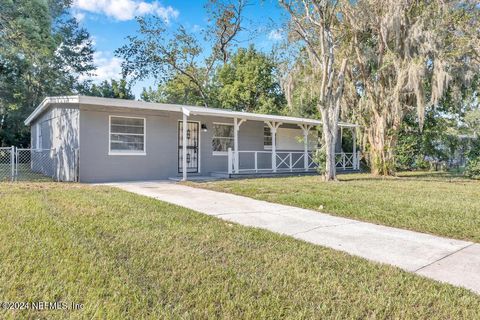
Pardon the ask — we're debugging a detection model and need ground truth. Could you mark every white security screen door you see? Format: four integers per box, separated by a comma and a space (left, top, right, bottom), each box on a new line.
178, 121, 199, 173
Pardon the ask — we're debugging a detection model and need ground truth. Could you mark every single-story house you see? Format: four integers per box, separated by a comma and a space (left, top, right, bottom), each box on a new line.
24, 95, 360, 182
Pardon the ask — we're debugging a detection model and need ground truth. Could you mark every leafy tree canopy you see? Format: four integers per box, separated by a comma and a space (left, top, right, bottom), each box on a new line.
215, 46, 285, 114
83, 79, 135, 100
117, 0, 249, 108
141, 71, 211, 107
0, 0, 95, 146
140, 45, 286, 114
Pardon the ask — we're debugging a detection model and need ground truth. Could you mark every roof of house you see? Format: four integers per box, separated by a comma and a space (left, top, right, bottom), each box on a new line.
24, 95, 359, 128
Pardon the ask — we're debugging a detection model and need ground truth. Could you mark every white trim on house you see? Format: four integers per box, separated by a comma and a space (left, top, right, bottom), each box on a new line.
212, 122, 234, 156
25, 95, 359, 129
25, 96, 80, 126
108, 115, 146, 156
263, 125, 272, 150
36, 123, 41, 149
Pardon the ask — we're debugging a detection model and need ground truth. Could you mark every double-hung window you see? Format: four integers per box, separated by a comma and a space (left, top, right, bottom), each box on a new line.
263, 126, 272, 149
212, 123, 234, 155
109, 116, 146, 155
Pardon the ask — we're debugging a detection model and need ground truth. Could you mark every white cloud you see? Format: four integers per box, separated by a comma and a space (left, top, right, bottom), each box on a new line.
267, 29, 284, 41
73, 11, 86, 22
90, 35, 97, 46
73, 0, 179, 22
80, 52, 123, 82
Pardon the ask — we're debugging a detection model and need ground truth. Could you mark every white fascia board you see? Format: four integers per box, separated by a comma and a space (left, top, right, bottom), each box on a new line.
25, 95, 360, 128
79, 96, 183, 113
24, 96, 81, 125
186, 107, 323, 126
24, 95, 183, 125
186, 106, 359, 127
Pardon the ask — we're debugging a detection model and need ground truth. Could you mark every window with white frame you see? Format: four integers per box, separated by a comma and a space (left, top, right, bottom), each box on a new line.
264, 126, 272, 149
212, 123, 234, 154
109, 116, 145, 154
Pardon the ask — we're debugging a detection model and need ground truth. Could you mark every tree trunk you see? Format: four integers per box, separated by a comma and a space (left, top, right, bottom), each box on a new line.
321, 108, 338, 181
368, 112, 396, 175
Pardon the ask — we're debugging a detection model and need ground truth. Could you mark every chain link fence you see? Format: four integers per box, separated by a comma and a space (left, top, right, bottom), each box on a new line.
0, 147, 14, 182
0, 147, 57, 182
16, 148, 56, 181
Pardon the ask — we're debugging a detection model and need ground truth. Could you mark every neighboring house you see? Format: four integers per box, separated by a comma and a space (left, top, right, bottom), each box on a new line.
24, 96, 359, 182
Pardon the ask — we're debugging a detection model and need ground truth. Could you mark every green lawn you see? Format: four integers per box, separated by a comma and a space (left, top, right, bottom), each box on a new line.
0, 163, 13, 182
187, 171, 480, 242
0, 183, 479, 319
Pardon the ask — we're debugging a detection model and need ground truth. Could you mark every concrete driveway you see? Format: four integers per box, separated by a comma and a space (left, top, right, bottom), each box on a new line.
108, 181, 480, 295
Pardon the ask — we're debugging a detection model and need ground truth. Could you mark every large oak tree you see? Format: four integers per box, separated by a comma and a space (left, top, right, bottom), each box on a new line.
343, 0, 480, 175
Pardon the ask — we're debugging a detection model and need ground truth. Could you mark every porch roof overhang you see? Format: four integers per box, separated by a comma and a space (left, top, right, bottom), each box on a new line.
25, 95, 359, 128
184, 105, 358, 128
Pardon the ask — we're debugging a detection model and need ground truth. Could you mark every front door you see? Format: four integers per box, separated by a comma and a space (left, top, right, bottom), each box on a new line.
178, 121, 199, 173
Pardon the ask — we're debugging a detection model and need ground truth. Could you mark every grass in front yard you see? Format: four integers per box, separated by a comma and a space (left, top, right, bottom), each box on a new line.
188, 171, 480, 242
0, 183, 479, 319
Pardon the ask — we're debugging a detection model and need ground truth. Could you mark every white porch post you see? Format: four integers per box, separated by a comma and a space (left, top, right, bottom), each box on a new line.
352, 127, 357, 170
340, 126, 343, 151
234, 118, 239, 173
267, 121, 281, 173
299, 124, 312, 171
304, 129, 308, 171
227, 148, 233, 174
181, 108, 189, 181
233, 118, 246, 174
272, 124, 277, 172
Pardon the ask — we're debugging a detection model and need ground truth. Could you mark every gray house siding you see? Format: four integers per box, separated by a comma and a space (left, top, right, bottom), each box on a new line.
79, 106, 178, 182
78, 105, 270, 182
31, 110, 52, 150
30, 108, 54, 178
30, 104, 80, 181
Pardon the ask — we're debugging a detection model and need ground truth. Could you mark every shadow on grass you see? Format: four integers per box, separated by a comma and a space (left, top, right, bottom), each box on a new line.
395, 171, 474, 182
186, 170, 475, 185
339, 170, 474, 184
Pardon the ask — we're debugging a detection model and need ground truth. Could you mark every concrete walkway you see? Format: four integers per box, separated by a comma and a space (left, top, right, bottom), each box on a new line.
109, 181, 480, 295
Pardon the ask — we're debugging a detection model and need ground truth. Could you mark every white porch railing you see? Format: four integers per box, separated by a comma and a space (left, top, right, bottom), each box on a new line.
228, 149, 360, 174
335, 152, 358, 170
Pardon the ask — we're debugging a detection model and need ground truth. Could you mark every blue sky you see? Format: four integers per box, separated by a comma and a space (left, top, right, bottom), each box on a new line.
72, 0, 286, 97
